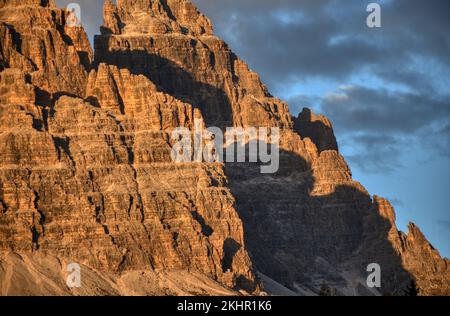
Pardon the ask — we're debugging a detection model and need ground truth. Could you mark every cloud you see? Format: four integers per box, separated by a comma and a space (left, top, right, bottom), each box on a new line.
339, 132, 405, 174
287, 84, 450, 173
194, 0, 450, 94
321, 86, 450, 135
195, 0, 385, 89
286, 87, 420, 174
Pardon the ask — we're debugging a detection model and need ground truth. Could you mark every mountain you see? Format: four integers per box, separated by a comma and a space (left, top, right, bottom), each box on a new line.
0, 0, 448, 296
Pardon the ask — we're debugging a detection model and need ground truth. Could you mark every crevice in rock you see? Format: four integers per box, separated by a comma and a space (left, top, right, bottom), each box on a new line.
117, 249, 129, 272
31, 191, 45, 250
52, 136, 73, 164
95, 195, 106, 224
159, 0, 177, 21
52, 91, 80, 104
222, 238, 241, 273
34, 87, 52, 107
0, 199, 7, 214
0, 179, 8, 214
77, 51, 92, 72
31, 224, 40, 250
126, 195, 134, 219
34, 191, 45, 235
191, 211, 213, 237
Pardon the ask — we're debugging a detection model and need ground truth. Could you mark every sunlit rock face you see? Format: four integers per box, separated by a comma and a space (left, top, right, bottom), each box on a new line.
0, 0, 256, 294
0, 0, 448, 296
95, 0, 293, 129
0, 0, 91, 96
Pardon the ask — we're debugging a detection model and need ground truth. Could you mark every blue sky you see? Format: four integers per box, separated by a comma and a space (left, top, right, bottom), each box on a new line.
55, 0, 450, 257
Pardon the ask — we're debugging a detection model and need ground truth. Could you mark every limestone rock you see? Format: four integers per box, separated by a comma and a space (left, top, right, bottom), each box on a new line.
400, 223, 450, 295
0, 0, 91, 97
94, 0, 292, 129
0, 0, 448, 296
353, 197, 450, 295
0, 0, 258, 293
102, 0, 122, 35
294, 108, 338, 152
114, 0, 213, 36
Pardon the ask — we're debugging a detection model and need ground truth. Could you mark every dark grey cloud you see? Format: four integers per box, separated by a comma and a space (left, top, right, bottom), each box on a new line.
195, 0, 385, 86
321, 86, 450, 134
289, 84, 450, 172
194, 0, 450, 93
344, 88, 448, 172
340, 132, 405, 174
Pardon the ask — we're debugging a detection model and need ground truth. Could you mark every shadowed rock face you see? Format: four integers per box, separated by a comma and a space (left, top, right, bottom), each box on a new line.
0, 0, 449, 296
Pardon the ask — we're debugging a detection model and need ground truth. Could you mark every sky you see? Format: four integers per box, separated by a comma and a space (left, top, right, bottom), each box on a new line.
55, 0, 450, 258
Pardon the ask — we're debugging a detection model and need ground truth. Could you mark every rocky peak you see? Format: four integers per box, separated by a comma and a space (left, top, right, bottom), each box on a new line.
0, 0, 91, 96
95, 0, 292, 129
294, 108, 339, 152
406, 223, 437, 251
101, 0, 213, 36
401, 223, 450, 295
0, 0, 55, 8
102, 0, 122, 35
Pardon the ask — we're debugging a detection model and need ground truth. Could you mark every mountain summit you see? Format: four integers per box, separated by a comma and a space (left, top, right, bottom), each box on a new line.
102, 0, 213, 36
0, 0, 448, 295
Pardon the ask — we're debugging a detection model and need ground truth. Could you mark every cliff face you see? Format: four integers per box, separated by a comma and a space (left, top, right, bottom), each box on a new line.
0, 0, 256, 294
0, 0, 448, 296
95, 0, 292, 129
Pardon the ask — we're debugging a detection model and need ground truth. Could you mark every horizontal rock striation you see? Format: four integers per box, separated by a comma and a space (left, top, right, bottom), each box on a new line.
0, 0, 256, 294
